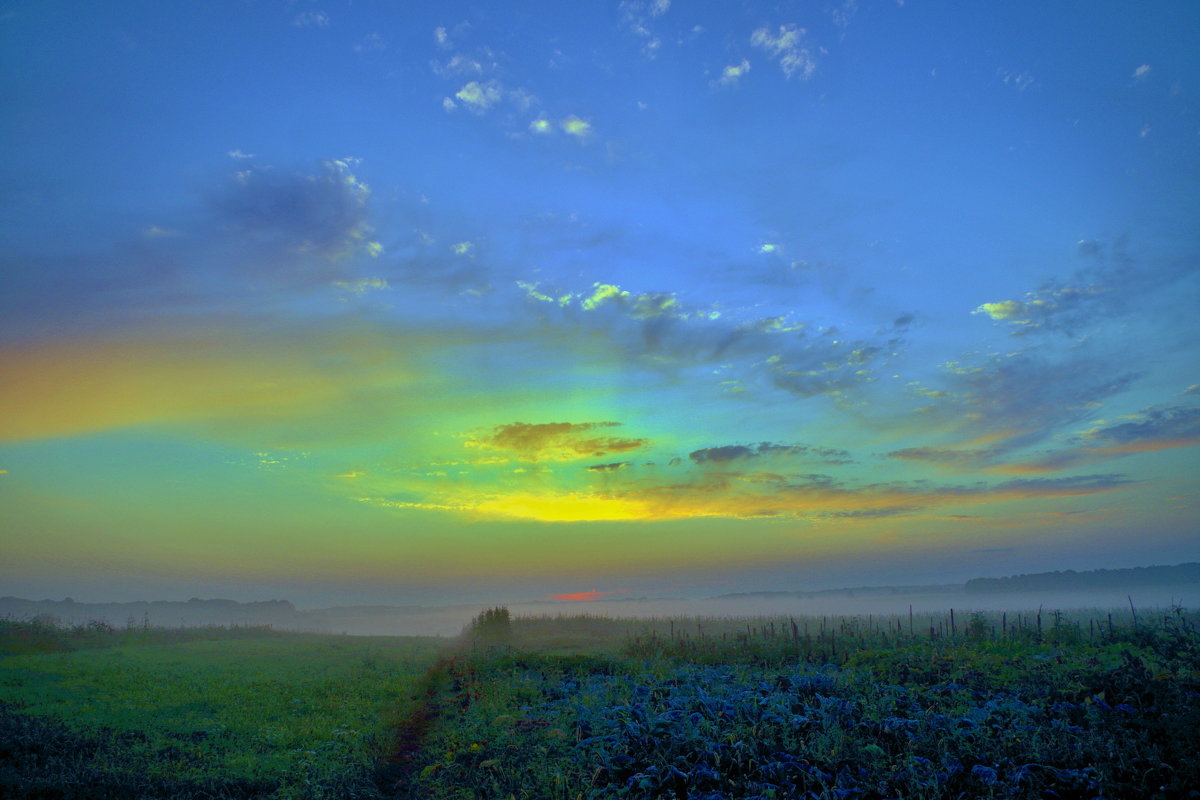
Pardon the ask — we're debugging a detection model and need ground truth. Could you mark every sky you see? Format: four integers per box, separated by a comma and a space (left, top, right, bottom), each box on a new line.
1, 0, 1198, 608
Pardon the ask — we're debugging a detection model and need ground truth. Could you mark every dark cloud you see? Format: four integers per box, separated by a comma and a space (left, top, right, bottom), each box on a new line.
886, 447, 993, 466
586, 461, 630, 472
811, 446, 853, 463
822, 506, 919, 519
518, 281, 891, 400
974, 238, 1194, 337
997, 402, 1200, 473
921, 353, 1140, 452
1080, 404, 1200, 448
689, 444, 756, 463
210, 160, 374, 260
467, 421, 648, 461
689, 442, 850, 464
565, 467, 1133, 522
988, 474, 1133, 494
2, 158, 392, 340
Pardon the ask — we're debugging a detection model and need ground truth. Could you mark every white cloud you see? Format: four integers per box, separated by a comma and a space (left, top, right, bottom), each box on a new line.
455, 81, 503, 112
1133, 64, 1151, 80
433, 54, 484, 78
561, 116, 592, 138
750, 24, 817, 80
227, 149, 255, 160
354, 33, 386, 53
831, 0, 858, 30
292, 10, 329, 28
714, 59, 751, 87
997, 68, 1035, 91
619, 0, 671, 58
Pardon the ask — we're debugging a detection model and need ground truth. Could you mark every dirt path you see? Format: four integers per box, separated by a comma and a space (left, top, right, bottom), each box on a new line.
377, 654, 466, 796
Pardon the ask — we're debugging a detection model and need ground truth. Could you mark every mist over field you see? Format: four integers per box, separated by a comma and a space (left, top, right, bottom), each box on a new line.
7, 571, 1198, 637
308, 585, 1200, 636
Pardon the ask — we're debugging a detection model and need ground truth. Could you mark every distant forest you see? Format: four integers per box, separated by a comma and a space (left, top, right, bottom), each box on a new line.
964, 563, 1200, 594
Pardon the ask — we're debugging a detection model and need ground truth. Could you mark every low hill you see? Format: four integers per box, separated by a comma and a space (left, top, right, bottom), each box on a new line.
964, 563, 1200, 594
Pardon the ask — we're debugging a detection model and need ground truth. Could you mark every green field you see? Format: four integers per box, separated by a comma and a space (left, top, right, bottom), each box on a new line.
2, 607, 1198, 799
0, 622, 443, 799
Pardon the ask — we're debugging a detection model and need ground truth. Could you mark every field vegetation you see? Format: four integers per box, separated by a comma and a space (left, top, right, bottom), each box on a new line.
0, 617, 442, 799
2, 604, 1197, 799
406, 605, 1200, 800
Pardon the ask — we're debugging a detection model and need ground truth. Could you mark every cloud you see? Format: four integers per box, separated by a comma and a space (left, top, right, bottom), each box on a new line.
518, 279, 886, 399
996, 68, 1035, 91
433, 54, 485, 78
354, 33, 386, 53
972, 238, 1193, 337
689, 442, 846, 464
465, 422, 649, 462
291, 10, 329, 28
368, 467, 1132, 523
454, 80, 503, 112
1133, 64, 1151, 80
909, 352, 1140, 453
887, 447, 991, 466
210, 159, 377, 261
333, 277, 388, 295
996, 402, 1200, 474
586, 461, 631, 472
619, 0, 671, 58
1080, 404, 1200, 450
561, 116, 592, 138
973, 300, 1026, 321
142, 226, 180, 238
830, 0, 858, 30
714, 60, 751, 88
429, 28, 537, 123
750, 24, 817, 80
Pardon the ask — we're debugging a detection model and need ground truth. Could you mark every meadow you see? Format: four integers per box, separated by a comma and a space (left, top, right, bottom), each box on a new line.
0, 618, 442, 799
1, 604, 1198, 799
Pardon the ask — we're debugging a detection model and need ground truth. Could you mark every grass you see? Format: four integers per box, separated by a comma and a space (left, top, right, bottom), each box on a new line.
0, 621, 444, 799
402, 606, 1200, 799
2, 606, 1197, 799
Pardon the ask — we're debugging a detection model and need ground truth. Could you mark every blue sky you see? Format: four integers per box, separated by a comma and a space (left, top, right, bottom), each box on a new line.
1, 0, 1198, 606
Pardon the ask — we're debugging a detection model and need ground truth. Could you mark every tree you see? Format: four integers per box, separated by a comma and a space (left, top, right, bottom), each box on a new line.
468, 606, 512, 644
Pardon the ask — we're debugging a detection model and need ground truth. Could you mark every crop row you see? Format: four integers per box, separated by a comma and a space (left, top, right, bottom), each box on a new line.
405, 633, 1200, 800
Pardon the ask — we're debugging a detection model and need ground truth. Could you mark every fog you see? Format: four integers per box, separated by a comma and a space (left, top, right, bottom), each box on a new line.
301, 586, 1200, 637
7, 585, 1197, 638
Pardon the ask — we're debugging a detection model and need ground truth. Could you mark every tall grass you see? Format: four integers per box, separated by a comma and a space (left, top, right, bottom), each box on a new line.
508, 604, 1200, 665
